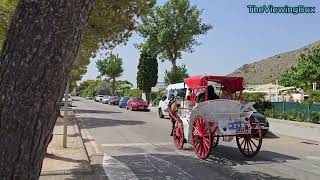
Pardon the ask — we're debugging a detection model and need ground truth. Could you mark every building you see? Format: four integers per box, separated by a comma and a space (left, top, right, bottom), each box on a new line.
151, 82, 166, 92
244, 83, 297, 102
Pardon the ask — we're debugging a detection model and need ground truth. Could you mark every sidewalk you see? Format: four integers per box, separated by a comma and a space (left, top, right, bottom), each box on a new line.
268, 117, 320, 143
41, 113, 91, 175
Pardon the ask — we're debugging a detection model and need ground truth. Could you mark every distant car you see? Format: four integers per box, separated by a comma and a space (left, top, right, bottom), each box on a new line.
246, 106, 270, 136
85, 96, 92, 99
95, 95, 104, 102
126, 98, 148, 111
118, 97, 130, 108
109, 96, 120, 105
101, 95, 110, 104
61, 94, 72, 107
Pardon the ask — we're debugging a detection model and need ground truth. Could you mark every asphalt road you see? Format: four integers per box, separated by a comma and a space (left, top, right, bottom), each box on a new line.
48, 97, 320, 180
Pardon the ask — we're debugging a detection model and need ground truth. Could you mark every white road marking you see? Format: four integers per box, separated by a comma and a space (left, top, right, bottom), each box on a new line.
145, 154, 194, 179
101, 142, 173, 147
103, 153, 139, 180
305, 156, 320, 160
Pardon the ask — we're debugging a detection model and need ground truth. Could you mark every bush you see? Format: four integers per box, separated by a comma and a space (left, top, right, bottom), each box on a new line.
253, 101, 272, 114
164, 65, 189, 85
124, 88, 142, 98
309, 112, 320, 124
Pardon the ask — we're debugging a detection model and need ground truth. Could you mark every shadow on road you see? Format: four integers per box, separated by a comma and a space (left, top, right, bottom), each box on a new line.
63, 153, 294, 180
77, 117, 145, 129
206, 144, 299, 166
75, 109, 122, 114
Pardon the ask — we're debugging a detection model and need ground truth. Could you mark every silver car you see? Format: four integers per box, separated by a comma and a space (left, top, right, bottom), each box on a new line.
101, 95, 110, 104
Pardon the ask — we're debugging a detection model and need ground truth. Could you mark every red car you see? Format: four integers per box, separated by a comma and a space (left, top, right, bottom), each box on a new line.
126, 98, 149, 111
109, 96, 120, 105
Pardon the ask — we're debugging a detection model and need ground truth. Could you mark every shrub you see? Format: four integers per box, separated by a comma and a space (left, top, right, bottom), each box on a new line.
124, 88, 142, 98
309, 112, 320, 124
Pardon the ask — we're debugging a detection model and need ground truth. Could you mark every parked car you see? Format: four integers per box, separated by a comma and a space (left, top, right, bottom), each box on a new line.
109, 96, 120, 105
101, 95, 110, 104
85, 96, 92, 99
126, 98, 149, 111
245, 106, 270, 136
119, 97, 130, 108
95, 95, 104, 102
158, 82, 188, 118
61, 94, 72, 107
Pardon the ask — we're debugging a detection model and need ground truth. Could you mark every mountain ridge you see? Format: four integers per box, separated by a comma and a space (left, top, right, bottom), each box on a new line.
228, 40, 320, 85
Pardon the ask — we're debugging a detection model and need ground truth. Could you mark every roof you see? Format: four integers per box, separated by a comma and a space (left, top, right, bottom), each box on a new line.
184, 75, 244, 93
165, 82, 188, 91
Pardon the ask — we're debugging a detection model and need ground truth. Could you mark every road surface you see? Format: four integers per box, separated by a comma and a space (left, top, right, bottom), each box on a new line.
44, 97, 320, 180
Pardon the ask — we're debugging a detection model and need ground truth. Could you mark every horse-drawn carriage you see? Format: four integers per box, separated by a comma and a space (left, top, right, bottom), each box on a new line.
168, 75, 262, 160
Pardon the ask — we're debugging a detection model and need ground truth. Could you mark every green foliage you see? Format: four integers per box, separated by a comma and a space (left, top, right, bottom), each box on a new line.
164, 65, 189, 85
0, 0, 154, 89
96, 53, 124, 94
137, 51, 158, 103
0, 0, 17, 47
116, 80, 133, 96
243, 92, 272, 113
124, 88, 142, 98
96, 53, 124, 79
264, 109, 320, 124
77, 80, 99, 97
137, 0, 212, 68
150, 91, 163, 106
95, 81, 112, 95
309, 112, 320, 124
243, 92, 266, 102
280, 45, 320, 90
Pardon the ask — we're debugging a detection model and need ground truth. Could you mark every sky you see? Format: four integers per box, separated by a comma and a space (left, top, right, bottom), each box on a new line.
82, 0, 320, 86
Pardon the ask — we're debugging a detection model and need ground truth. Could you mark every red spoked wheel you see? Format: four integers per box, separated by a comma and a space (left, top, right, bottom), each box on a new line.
173, 122, 184, 150
211, 123, 219, 149
191, 115, 212, 160
236, 120, 262, 157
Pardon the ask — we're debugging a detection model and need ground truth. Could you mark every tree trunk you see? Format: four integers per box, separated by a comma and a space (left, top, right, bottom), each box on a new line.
171, 58, 177, 70
145, 87, 151, 105
112, 77, 116, 95
0, 0, 94, 179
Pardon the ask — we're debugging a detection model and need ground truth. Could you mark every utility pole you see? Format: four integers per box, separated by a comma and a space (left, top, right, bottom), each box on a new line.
63, 80, 69, 148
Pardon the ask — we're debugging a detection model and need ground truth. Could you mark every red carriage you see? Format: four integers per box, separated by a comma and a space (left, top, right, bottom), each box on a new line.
168, 75, 262, 160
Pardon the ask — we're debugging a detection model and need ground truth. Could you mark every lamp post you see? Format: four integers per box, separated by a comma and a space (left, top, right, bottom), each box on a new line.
63, 80, 69, 148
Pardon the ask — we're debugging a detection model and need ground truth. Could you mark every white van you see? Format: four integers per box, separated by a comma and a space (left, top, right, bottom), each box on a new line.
158, 83, 188, 118
158, 81, 219, 118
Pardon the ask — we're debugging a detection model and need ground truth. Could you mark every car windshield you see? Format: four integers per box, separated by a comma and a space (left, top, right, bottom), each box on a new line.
103, 95, 109, 98
133, 98, 144, 102
243, 106, 257, 112
169, 88, 186, 99
63, 94, 71, 99
121, 97, 129, 101
98, 95, 104, 97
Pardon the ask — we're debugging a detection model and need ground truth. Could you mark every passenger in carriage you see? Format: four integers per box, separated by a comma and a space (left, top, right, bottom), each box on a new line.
197, 85, 219, 102
221, 86, 233, 100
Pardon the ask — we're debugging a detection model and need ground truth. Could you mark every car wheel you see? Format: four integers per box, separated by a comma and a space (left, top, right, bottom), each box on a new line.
262, 129, 268, 137
159, 108, 164, 118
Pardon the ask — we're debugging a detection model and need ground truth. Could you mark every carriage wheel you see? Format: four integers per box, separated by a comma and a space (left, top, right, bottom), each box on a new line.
173, 122, 184, 150
211, 124, 219, 149
236, 121, 262, 157
191, 115, 212, 160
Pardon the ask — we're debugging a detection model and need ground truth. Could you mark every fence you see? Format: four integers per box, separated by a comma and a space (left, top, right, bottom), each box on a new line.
271, 102, 320, 113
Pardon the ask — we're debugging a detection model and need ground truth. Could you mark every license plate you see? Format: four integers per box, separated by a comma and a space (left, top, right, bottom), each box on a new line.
228, 122, 242, 130
139, 106, 144, 109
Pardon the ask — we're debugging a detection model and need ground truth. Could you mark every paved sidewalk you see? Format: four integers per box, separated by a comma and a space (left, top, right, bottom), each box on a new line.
268, 117, 320, 143
41, 113, 91, 176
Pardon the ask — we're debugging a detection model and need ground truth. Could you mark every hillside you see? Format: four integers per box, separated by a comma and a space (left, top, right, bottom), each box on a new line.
229, 41, 320, 85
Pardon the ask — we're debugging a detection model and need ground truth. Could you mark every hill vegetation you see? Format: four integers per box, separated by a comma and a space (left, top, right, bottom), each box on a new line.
229, 41, 320, 85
